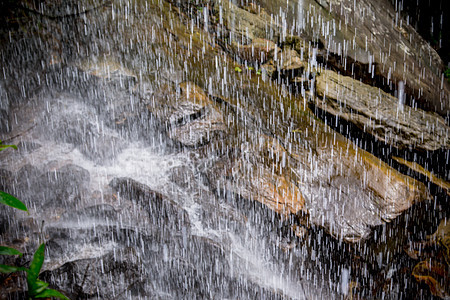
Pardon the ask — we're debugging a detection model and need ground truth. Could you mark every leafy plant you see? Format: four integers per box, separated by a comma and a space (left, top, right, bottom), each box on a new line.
445, 69, 450, 77
0, 142, 69, 299
0, 191, 28, 212
26, 243, 69, 299
0, 241, 69, 299
444, 68, 450, 82
0, 245, 23, 256
0, 139, 18, 152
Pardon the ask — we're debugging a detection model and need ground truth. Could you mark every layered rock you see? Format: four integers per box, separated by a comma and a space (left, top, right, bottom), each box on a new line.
0, 0, 447, 299
256, 0, 450, 116
315, 69, 450, 151
208, 133, 306, 217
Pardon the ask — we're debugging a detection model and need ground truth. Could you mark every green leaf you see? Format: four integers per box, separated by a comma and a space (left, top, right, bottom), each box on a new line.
34, 288, 70, 300
0, 191, 28, 211
0, 144, 17, 152
31, 280, 49, 295
234, 66, 242, 73
27, 243, 46, 294
0, 264, 26, 273
0, 246, 22, 256
445, 68, 450, 78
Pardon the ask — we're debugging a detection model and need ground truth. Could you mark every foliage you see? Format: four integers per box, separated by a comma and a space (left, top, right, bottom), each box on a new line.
0, 139, 17, 152
444, 68, 450, 82
0, 142, 69, 299
0, 242, 69, 299
0, 191, 28, 212
0, 245, 23, 256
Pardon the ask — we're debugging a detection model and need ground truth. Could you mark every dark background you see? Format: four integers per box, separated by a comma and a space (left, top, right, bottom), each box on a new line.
401, 0, 450, 66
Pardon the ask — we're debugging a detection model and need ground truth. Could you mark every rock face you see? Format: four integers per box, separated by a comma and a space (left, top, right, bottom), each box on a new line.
406, 219, 450, 299
292, 0, 449, 116
208, 133, 306, 217
109, 177, 190, 231
315, 70, 450, 151
213, 0, 450, 116
1, 164, 89, 216
148, 82, 228, 147
0, 0, 447, 299
297, 136, 430, 241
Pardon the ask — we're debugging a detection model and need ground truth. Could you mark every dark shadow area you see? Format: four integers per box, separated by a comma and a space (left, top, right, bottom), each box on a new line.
401, 0, 450, 65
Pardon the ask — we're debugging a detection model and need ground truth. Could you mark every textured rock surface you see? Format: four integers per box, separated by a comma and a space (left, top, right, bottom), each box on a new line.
148, 82, 228, 147
393, 156, 450, 196
315, 70, 450, 151
256, 0, 450, 116
0, 0, 447, 299
208, 133, 306, 216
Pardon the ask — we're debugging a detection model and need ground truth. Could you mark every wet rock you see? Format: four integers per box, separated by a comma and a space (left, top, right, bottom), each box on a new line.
0, 81, 10, 133
0, 109, 9, 134
109, 177, 190, 231
40, 200, 280, 299
393, 156, 450, 196
17, 0, 102, 19
260, 44, 307, 81
0, 168, 12, 190
148, 82, 227, 147
168, 104, 227, 147
0, 0, 445, 298
233, 38, 277, 64
41, 246, 144, 299
261, 61, 277, 78
279, 48, 306, 72
169, 165, 195, 189
0, 169, 13, 234
293, 134, 431, 242
77, 56, 137, 85
315, 70, 450, 151
209, 133, 305, 217
8, 164, 90, 213
65, 203, 120, 223
429, 220, 450, 259
227, 73, 429, 242
16, 141, 42, 154
282, 35, 309, 59
253, 0, 449, 115
291, 224, 308, 239
42, 229, 280, 299
405, 219, 450, 299
412, 261, 449, 299
217, 0, 276, 43
204, 73, 430, 242
42, 95, 125, 163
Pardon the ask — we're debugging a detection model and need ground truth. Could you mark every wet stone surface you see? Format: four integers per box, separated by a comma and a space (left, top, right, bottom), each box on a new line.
314, 70, 450, 152
0, 0, 448, 299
